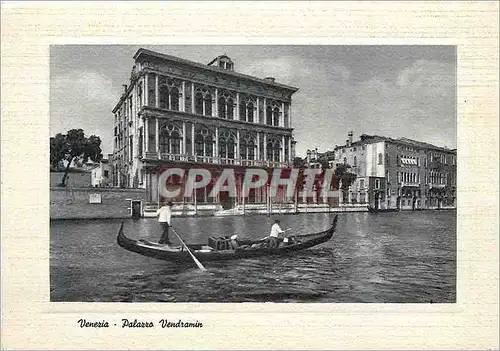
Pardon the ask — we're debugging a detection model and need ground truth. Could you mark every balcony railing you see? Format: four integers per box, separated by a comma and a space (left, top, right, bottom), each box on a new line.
141, 152, 291, 168
429, 183, 446, 189
400, 181, 421, 187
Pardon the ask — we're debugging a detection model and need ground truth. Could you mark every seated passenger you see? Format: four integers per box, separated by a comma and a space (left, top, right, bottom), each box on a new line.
230, 234, 239, 249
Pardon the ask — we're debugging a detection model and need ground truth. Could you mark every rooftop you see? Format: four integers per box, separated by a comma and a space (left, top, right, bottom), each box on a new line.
134, 48, 299, 92
335, 134, 456, 153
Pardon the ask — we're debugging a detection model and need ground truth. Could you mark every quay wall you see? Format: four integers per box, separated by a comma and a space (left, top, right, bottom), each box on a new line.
50, 187, 147, 220
51, 187, 455, 220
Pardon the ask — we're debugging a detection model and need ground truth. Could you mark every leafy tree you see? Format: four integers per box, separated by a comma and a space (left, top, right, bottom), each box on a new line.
333, 163, 356, 204
334, 163, 357, 190
292, 157, 305, 168
50, 129, 103, 187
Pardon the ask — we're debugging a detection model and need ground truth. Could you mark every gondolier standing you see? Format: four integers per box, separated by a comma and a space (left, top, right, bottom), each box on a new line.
269, 219, 285, 248
157, 201, 173, 245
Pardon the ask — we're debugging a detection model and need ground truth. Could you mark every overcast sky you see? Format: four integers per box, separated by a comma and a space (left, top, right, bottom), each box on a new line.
50, 45, 456, 157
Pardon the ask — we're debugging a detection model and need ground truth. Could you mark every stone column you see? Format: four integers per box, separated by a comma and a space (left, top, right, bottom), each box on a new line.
281, 102, 285, 127
155, 118, 160, 156
263, 133, 267, 162
256, 97, 260, 123
236, 129, 240, 160
191, 82, 195, 113
145, 117, 149, 152
288, 137, 292, 162
257, 133, 260, 161
263, 97, 267, 123
182, 81, 186, 112
144, 74, 149, 107
214, 88, 218, 118
191, 122, 195, 156
236, 92, 240, 120
155, 75, 159, 108
289, 103, 292, 128
215, 126, 219, 160
281, 135, 285, 163
182, 122, 186, 155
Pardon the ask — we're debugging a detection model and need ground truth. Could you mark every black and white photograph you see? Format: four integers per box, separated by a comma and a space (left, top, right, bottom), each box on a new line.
50, 45, 457, 303
2, 2, 499, 350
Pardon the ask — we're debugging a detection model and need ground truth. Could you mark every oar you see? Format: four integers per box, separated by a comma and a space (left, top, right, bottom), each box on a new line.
170, 227, 207, 272
258, 228, 292, 240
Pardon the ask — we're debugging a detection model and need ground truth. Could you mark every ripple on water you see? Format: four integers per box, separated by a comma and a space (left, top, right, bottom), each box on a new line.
50, 211, 456, 302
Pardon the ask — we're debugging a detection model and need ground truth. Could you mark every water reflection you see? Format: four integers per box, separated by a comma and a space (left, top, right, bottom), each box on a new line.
51, 211, 456, 303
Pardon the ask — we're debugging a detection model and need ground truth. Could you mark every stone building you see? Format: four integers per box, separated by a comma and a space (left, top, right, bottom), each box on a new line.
332, 132, 457, 210
111, 48, 298, 206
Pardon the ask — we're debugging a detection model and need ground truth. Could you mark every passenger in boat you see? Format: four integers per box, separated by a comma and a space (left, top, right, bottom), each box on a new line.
157, 201, 173, 245
269, 219, 285, 248
230, 235, 239, 249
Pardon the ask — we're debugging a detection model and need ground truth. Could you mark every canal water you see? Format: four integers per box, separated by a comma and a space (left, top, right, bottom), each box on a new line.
50, 211, 456, 303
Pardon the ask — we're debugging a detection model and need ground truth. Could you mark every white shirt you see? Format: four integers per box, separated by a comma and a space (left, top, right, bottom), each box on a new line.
270, 223, 284, 238
156, 206, 172, 224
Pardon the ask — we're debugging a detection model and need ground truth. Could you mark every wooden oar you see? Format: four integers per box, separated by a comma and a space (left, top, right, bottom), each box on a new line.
258, 228, 292, 240
170, 227, 207, 272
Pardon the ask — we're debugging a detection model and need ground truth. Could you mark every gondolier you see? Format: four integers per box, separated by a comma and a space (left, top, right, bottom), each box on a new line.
157, 201, 173, 245
269, 219, 285, 248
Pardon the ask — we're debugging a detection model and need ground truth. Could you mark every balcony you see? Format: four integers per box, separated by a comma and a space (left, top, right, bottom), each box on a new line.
141, 152, 291, 168
400, 181, 420, 187
429, 183, 446, 189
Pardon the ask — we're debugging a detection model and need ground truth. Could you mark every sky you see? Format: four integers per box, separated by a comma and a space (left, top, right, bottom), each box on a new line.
50, 45, 456, 157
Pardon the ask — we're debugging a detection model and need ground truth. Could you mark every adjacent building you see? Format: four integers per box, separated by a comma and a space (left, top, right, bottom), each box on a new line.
331, 132, 456, 210
111, 49, 298, 206
90, 159, 111, 187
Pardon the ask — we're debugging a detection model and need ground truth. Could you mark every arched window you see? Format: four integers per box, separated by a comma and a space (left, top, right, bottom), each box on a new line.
353, 156, 357, 167
204, 94, 212, 116
170, 87, 179, 111
226, 98, 234, 119
378, 153, 383, 165
343, 157, 347, 165
240, 136, 255, 160
267, 138, 281, 162
217, 92, 235, 119
159, 125, 181, 154
247, 102, 254, 123
159, 86, 169, 109
239, 103, 246, 122
266, 106, 273, 125
195, 128, 214, 157
194, 92, 203, 115
218, 130, 236, 160
273, 107, 280, 126
218, 97, 226, 118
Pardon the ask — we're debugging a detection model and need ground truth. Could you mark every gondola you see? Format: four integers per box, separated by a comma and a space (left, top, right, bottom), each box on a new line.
117, 215, 338, 262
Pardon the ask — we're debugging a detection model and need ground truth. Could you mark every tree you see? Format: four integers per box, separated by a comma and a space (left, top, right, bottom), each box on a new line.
50, 129, 103, 187
292, 156, 305, 168
334, 163, 357, 195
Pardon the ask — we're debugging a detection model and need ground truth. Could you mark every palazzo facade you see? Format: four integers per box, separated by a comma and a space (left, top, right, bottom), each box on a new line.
332, 133, 457, 210
111, 48, 299, 205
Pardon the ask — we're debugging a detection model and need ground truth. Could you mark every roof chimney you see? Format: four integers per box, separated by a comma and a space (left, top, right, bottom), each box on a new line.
122, 84, 128, 93
348, 131, 353, 146
264, 77, 275, 83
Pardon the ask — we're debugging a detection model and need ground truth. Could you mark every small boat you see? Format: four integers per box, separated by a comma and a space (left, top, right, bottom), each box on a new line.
117, 215, 338, 263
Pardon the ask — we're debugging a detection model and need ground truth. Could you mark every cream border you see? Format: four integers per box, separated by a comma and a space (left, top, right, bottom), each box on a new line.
1, 1, 499, 350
